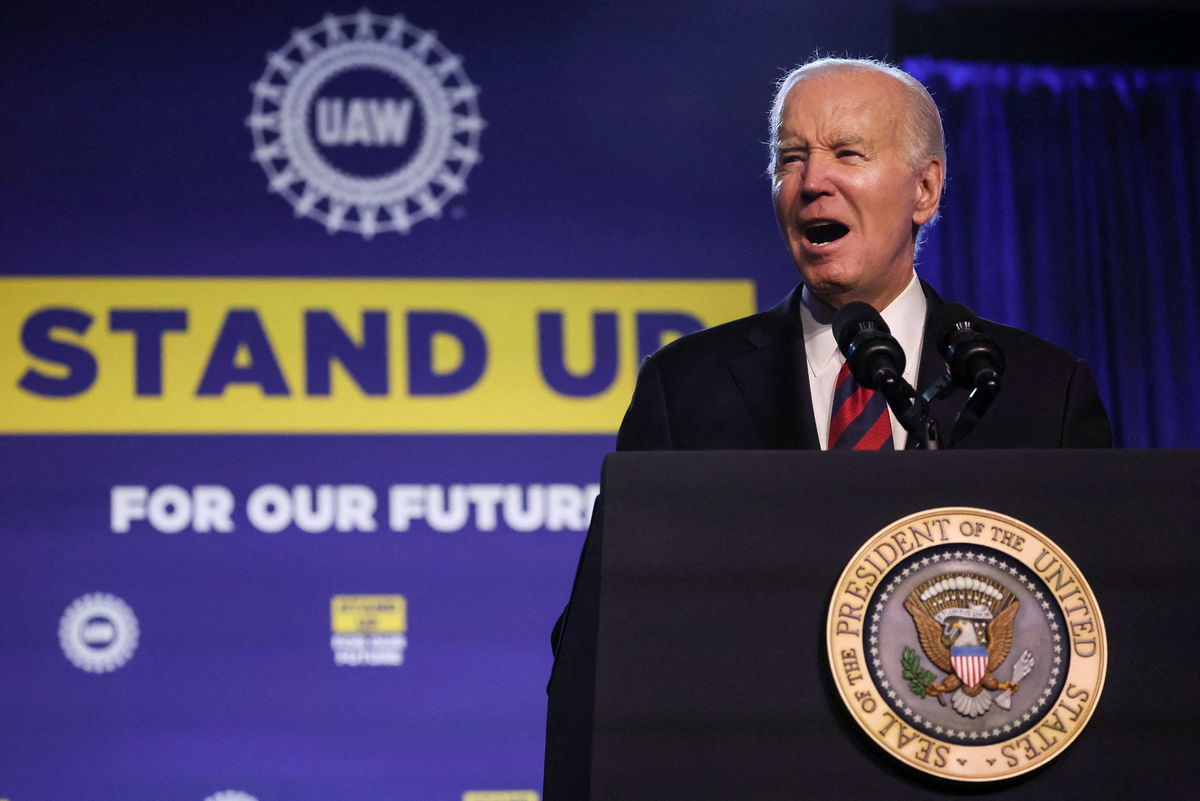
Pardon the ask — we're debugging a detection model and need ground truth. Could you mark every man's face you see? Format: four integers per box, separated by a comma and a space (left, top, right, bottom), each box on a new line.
771, 71, 942, 310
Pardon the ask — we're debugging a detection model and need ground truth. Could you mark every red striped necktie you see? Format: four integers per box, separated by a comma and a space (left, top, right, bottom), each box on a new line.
828, 362, 895, 450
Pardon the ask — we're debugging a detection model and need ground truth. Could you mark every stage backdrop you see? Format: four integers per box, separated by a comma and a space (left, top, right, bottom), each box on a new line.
0, 3, 888, 800
1, 2, 1193, 800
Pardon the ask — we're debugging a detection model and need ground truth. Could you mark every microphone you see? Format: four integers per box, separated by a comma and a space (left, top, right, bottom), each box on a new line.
832, 301, 906, 389
929, 303, 1005, 396
833, 301, 941, 448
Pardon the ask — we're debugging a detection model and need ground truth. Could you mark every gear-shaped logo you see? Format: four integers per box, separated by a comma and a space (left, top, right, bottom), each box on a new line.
59, 592, 140, 673
248, 9, 484, 238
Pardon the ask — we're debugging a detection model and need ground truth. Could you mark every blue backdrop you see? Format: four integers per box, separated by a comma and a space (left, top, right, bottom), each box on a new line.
905, 57, 1200, 449
1, 2, 1195, 800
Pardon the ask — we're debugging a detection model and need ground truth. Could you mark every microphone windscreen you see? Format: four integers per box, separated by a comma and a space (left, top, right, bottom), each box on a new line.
928, 302, 979, 348
832, 301, 887, 356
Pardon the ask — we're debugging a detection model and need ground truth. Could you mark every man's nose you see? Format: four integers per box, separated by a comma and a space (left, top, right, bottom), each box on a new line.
800, 156, 835, 199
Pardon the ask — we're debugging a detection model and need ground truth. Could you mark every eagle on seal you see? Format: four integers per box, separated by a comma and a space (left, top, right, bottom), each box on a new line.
903, 572, 1023, 717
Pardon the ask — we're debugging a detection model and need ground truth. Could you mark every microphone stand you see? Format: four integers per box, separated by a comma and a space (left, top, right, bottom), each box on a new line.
878, 372, 942, 450
915, 371, 1002, 448
948, 377, 1001, 446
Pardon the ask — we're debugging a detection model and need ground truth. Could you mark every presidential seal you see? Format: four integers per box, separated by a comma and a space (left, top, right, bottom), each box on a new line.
826, 508, 1105, 781
248, 9, 484, 238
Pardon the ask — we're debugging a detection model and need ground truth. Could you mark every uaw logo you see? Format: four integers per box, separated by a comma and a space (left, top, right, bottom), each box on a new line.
826, 508, 1106, 781
248, 9, 484, 238
58, 592, 140, 673
331, 594, 408, 666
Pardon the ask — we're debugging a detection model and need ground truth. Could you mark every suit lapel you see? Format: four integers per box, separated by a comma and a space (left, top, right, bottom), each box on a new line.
729, 289, 821, 450
917, 281, 971, 446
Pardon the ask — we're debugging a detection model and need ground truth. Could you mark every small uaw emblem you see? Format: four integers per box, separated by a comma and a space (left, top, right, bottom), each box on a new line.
826, 508, 1106, 781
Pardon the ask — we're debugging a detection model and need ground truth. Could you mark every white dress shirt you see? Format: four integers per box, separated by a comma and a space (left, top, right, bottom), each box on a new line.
798, 273, 927, 449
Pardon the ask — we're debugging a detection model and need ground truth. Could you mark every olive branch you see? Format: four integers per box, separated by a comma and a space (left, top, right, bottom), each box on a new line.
901, 646, 936, 697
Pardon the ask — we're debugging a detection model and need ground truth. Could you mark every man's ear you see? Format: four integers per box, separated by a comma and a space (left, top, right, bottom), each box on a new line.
912, 158, 944, 226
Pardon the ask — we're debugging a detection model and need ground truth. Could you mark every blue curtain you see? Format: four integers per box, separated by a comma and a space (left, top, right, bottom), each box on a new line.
901, 57, 1200, 448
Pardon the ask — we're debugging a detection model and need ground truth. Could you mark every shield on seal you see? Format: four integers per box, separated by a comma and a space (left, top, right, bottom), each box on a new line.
951, 645, 988, 688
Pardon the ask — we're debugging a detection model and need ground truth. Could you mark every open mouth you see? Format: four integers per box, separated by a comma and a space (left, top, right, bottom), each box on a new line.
804, 222, 850, 245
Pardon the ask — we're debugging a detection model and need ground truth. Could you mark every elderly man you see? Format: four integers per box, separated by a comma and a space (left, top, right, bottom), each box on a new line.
545, 60, 1112, 797
616, 58, 1111, 450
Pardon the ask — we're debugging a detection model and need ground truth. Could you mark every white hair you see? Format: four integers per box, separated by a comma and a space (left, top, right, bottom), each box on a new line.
768, 56, 947, 232
769, 57, 945, 172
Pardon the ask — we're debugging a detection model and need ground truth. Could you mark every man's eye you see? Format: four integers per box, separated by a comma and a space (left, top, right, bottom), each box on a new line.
838, 149, 863, 158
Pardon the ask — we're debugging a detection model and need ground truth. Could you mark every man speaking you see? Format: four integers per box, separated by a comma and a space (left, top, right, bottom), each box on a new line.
545, 58, 1112, 797
615, 57, 1111, 450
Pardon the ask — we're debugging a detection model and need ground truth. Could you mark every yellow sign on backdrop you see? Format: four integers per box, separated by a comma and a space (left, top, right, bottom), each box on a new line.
1, 277, 754, 433
330, 595, 408, 634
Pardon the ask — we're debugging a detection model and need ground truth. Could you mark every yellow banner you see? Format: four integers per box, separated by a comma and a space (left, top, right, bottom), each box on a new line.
0, 277, 755, 433
330, 595, 408, 634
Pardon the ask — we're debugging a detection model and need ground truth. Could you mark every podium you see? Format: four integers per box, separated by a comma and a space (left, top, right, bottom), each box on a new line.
545, 449, 1199, 800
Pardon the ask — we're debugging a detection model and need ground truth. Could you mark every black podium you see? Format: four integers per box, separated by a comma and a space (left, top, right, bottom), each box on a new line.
545, 449, 1199, 800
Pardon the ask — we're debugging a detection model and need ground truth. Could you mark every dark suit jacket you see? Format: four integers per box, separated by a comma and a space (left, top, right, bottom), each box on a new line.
615, 282, 1112, 450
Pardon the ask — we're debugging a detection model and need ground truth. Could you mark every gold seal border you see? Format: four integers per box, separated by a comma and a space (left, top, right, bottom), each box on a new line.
825, 506, 1107, 782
